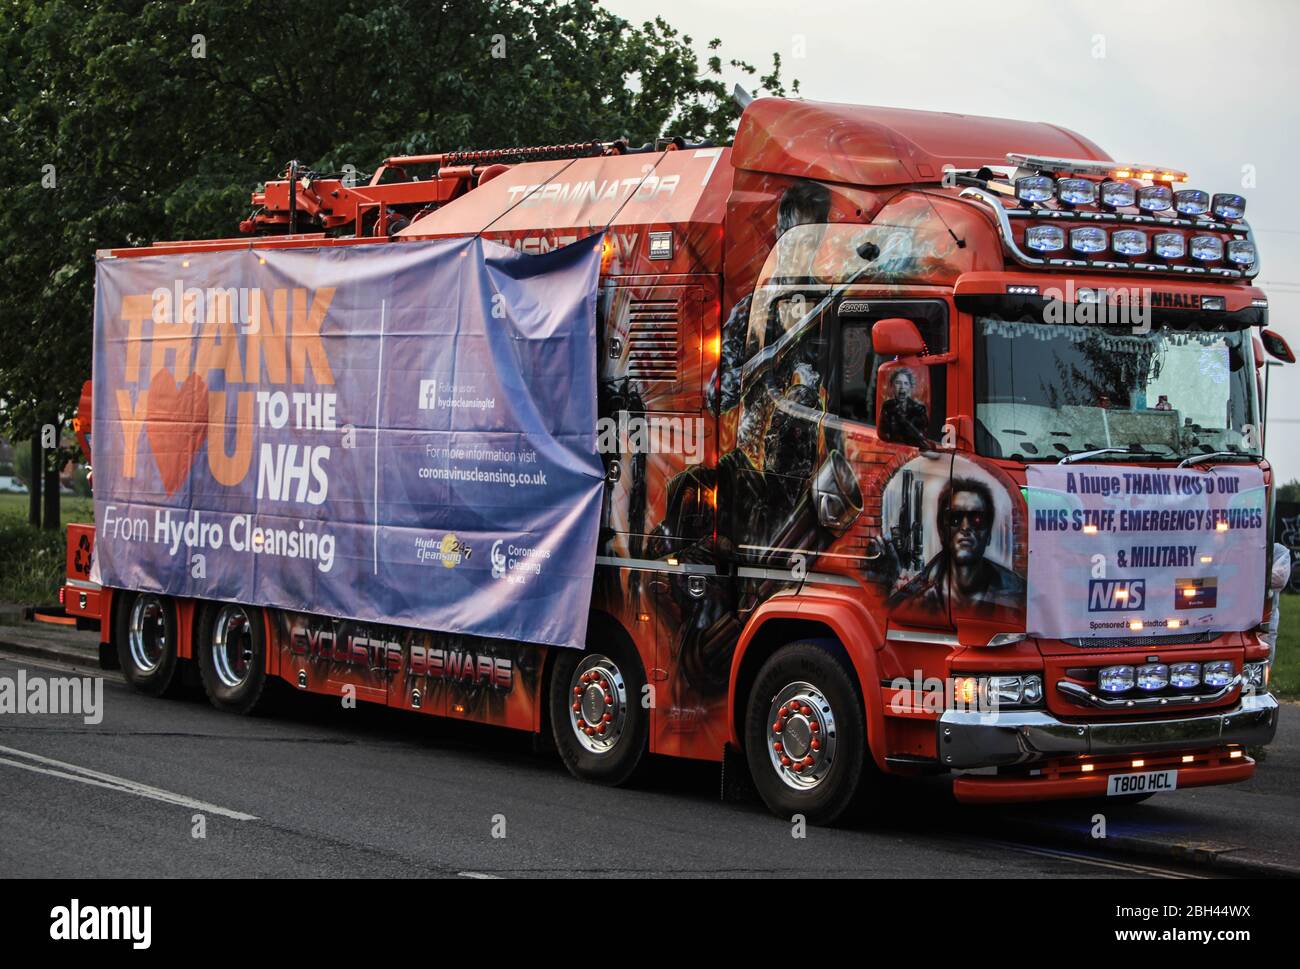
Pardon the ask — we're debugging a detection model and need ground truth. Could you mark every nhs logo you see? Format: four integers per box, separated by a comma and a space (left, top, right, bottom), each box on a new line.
418, 379, 438, 409
1088, 579, 1146, 612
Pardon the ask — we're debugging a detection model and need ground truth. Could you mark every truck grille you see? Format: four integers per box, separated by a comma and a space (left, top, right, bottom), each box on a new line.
1063, 631, 1216, 649
625, 298, 678, 381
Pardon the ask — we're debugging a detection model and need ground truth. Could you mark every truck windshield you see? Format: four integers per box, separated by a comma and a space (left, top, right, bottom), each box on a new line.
974, 316, 1260, 462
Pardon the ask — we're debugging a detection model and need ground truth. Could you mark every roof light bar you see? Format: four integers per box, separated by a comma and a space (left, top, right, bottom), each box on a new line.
1007, 153, 1188, 182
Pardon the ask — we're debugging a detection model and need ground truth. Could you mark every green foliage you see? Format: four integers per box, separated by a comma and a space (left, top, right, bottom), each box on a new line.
1278, 479, 1300, 504
0, 0, 791, 464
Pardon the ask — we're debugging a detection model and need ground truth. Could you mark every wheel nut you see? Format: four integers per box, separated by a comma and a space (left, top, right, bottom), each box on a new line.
773, 742, 783, 752
810, 739, 821, 751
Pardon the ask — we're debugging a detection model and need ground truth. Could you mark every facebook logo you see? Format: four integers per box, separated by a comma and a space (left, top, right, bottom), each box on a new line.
418, 379, 438, 410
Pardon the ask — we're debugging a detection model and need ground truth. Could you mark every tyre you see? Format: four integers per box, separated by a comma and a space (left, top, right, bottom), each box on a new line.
115, 592, 179, 697
745, 641, 867, 825
549, 624, 648, 786
197, 602, 269, 714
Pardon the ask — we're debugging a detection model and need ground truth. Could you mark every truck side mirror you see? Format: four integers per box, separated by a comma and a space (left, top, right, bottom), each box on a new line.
870, 317, 927, 357
1261, 329, 1295, 364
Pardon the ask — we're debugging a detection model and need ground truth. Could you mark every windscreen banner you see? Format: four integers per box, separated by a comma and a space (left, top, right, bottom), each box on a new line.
91, 235, 604, 649
1026, 464, 1267, 639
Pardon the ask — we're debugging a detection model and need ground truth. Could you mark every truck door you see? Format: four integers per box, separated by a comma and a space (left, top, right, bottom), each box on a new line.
825, 298, 955, 633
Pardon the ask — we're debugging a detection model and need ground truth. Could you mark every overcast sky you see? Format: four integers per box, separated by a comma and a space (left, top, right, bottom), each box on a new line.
601, 0, 1300, 482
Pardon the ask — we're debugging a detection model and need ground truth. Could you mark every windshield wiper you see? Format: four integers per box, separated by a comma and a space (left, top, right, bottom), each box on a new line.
1058, 446, 1166, 465
1177, 450, 1259, 469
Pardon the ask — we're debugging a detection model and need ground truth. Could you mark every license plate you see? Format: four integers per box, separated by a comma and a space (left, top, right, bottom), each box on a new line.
1106, 769, 1178, 796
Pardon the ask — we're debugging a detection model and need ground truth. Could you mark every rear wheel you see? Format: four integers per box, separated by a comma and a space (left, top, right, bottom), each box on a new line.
115, 593, 179, 697
745, 641, 867, 825
197, 602, 269, 714
549, 628, 648, 786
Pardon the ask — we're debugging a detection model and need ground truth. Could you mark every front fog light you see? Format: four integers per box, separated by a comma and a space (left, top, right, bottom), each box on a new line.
1243, 662, 1268, 689
1203, 660, 1234, 687
1137, 663, 1169, 691
1057, 178, 1097, 205
1137, 185, 1173, 212
1101, 181, 1137, 208
1191, 235, 1224, 262
1170, 662, 1201, 688
1212, 193, 1246, 220
1016, 175, 1055, 203
1020, 674, 1043, 704
1070, 226, 1108, 254
1226, 239, 1256, 266
1153, 232, 1186, 259
1099, 665, 1136, 693
1112, 229, 1148, 256
1025, 224, 1066, 252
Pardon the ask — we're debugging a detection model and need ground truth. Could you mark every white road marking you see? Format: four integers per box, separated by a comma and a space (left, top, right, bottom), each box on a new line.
986, 838, 1206, 879
457, 871, 501, 879
0, 744, 258, 821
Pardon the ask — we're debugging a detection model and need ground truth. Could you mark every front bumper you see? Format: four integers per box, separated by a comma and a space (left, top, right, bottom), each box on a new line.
937, 691, 1279, 770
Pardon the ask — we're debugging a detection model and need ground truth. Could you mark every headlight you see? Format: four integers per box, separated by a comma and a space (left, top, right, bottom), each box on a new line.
1226, 239, 1256, 267
1137, 185, 1173, 212
1170, 661, 1201, 688
1099, 665, 1136, 693
1025, 224, 1066, 252
1112, 229, 1148, 256
984, 676, 1023, 706
1212, 193, 1246, 220
1016, 175, 1055, 203
1057, 177, 1097, 205
1136, 663, 1169, 691
1070, 226, 1108, 254
1101, 181, 1137, 208
1174, 189, 1210, 215
1243, 661, 1269, 689
954, 673, 1044, 709
1203, 660, 1234, 688
1153, 232, 1186, 259
1190, 235, 1224, 262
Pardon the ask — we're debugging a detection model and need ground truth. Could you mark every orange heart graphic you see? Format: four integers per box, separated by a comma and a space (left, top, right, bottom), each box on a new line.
145, 370, 209, 495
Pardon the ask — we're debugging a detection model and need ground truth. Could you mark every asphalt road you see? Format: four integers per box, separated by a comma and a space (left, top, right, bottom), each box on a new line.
0, 650, 1288, 879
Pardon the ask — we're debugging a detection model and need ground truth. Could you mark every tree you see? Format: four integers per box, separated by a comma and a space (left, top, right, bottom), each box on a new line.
1278, 480, 1300, 504
0, 0, 794, 527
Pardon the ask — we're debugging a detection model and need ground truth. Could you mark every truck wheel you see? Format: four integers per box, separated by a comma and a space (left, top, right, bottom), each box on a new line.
745, 641, 866, 826
197, 602, 268, 715
115, 593, 179, 697
549, 632, 648, 786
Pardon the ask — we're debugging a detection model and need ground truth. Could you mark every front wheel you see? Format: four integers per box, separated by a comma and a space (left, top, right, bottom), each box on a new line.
549, 628, 648, 786
197, 602, 269, 715
745, 641, 867, 825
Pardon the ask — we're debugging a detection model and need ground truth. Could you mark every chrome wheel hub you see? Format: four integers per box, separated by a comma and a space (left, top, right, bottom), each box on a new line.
766, 681, 838, 791
128, 595, 167, 673
212, 605, 255, 689
568, 654, 627, 754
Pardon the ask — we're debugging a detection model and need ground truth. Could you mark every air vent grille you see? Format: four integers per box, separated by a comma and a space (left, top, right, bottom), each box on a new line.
626, 298, 678, 381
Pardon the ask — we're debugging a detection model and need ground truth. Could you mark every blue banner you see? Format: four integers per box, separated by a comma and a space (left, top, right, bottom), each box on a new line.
91, 235, 604, 649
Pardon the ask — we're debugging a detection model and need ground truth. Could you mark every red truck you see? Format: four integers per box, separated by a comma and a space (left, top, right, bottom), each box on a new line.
68, 97, 1290, 823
